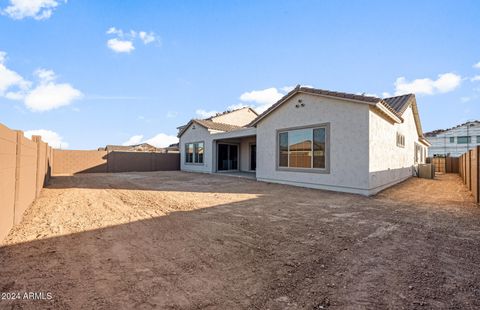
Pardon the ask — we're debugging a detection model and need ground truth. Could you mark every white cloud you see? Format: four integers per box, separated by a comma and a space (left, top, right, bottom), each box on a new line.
107, 38, 135, 53
382, 92, 392, 98
122, 134, 144, 146
2, 0, 65, 20
473, 62, 480, 69
1, 52, 82, 111
106, 27, 123, 36
238, 86, 294, 113
471, 75, 480, 82
106, 27, 157, 53
460, 97, 471, 103
24, 129, 68, 148
0, 51, 30, 96
394, 73, 461, 96
195, 109, 218, 118
239, 87, 284, 106
123, 133, 178, 148
139, 31, 156, 44
23, 68, 82, 111
196, 85, 312, 118
144, 133, 178, 148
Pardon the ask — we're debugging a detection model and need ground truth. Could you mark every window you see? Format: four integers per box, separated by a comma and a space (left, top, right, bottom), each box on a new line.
396, 132, 405, 148
278, 125, 328, 170
457, 136, 471, 144
414, 142, 423, 164
185, 142, 204, 164
477, 136, 480, 143
449, 137, 455, 143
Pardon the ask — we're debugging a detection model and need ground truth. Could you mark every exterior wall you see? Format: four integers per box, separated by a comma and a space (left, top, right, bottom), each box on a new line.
427, 122, 480, 157
0, 123, 53, 243
53, 150, 108, 174
53, 150, 180, 175
255, 93, 371, 195
210, 108, 257, 126
179, 123, 214, 173
0, 124, 17, 242
15, 134, 39, 224
368, 105, 426, 194
239, 136, 256, 172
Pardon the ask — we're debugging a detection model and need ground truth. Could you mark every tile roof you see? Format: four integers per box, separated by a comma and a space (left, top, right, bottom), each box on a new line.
194, 119, 243, 132
205, 107, 258, 120
383, 94, 414, 114
299, 86, 381, 103
249, 85, 409, 126
424, 120, 480, 137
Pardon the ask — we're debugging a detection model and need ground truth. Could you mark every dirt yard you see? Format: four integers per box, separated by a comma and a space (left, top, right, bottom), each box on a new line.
1, 172, 479, 309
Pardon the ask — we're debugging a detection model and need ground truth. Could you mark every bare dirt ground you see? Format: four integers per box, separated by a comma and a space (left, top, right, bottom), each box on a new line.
1, 172, 480, 309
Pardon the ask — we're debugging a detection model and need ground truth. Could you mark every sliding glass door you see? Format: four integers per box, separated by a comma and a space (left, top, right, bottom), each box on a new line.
217, 144, 238, 171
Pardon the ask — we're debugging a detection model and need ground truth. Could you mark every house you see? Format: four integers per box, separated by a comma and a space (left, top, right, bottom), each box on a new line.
99, 143, 162, 152
178, 86, 430, 196
425, 120, 480, 157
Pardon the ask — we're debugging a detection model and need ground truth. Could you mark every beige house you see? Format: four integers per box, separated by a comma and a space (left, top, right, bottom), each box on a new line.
178, 86, 430, 195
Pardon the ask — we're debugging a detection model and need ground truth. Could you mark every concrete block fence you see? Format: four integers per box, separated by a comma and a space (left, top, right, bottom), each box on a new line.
0, 123, 53, 242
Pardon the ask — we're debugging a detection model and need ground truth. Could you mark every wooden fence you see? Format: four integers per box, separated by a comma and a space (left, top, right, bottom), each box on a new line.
0, 123, 53, 242
427, 157, 459, 173
459, 146, 480, 203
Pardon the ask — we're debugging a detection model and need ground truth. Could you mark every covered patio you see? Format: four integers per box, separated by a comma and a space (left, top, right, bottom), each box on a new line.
210, 127, 257, 176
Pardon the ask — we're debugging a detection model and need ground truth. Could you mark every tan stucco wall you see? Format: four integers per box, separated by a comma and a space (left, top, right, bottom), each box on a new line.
255, 93, 371, 195
210, 108, 257, 126
0, 123, 53, 243
0, 123, 17, 241
15, 135, 38, 224
368, 105, 426, 194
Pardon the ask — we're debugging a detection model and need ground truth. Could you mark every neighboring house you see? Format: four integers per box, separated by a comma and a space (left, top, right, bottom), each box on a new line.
178, 86, 430, 196
100, 143, 162, 152
165, 143, 180, 153
425, 121, 480, 157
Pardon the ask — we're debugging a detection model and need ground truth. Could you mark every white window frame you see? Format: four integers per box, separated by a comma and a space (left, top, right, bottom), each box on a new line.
185, 141, 204, 165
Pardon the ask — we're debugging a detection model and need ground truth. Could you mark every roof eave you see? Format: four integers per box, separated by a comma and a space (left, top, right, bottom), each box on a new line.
419, 136, 432, 147
374, 102, 403, 123
177, 120, 206, 138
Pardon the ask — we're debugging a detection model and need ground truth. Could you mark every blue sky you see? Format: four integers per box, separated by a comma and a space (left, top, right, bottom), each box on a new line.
0, 0, 479, 149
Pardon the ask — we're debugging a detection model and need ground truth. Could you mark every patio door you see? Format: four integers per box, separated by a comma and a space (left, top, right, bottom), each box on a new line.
250, 144, 256, 171
217, 144, 238, 171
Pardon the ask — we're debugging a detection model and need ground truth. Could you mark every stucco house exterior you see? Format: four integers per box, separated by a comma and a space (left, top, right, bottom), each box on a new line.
178, 86, 430, 196
425, 120, 480, 157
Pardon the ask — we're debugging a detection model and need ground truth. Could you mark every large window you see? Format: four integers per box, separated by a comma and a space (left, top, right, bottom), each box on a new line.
457, 136, 471, 144
185, 142, 204, 164
278, 125, 328, 170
